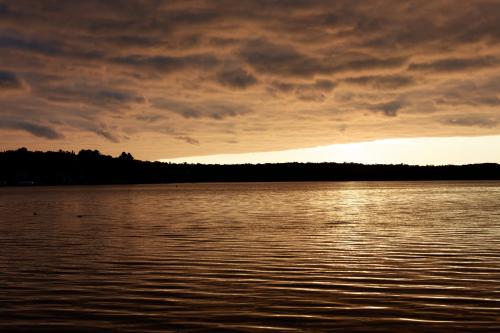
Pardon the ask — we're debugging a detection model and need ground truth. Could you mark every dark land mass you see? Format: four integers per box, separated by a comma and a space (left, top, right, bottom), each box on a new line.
1, 148, 500, 186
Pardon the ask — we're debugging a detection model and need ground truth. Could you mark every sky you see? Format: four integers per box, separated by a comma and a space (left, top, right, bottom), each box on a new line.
1, 1, 500, 164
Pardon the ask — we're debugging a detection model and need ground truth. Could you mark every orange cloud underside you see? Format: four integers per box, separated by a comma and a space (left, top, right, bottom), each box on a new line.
0, 1, 500, 162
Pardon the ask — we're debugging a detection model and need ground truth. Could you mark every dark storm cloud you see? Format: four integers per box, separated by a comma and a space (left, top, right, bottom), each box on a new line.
152, 98, 252, 120
0, 120, 63, 139
409, 56, 500, 72
215, 68, 257, 89
1, 0, 500, 157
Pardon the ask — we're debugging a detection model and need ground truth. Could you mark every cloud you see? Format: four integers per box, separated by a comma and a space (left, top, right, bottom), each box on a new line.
239, 39, 329, 77
36, 84, 145, 108
152, 98, 252, 120
0, 70, 25, 92
269, 79, 336, 101
409, 56, 500, 72
0, 32, 64, 56
111, 53, 219, 73
1, 1, 500, 159
215, 67, 257, 89
0, 120, 63, 139
135, 113, 164, 123
105, 35, 162, 47
93, 128, 120, 143
435, 78, 500, 107
66, 120, 121, 142
334, 57, 407, 73
176, 136, 200, 145
441, 116, 498, 128
209, 37, 240, 47
239, 39, 407, 78
343, 75, 414, 89
364, 100, 404, 117
270, 79, 336, 93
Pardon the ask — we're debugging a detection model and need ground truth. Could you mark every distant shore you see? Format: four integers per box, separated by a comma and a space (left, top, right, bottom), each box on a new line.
2, 148, 500, 186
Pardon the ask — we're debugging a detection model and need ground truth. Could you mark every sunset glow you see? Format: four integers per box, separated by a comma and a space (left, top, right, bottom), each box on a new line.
1, 1, 500, 162
163, 135, 500, 165
2, 3, 500, 333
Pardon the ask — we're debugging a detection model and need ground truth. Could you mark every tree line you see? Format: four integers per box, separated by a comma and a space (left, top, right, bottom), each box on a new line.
1, 147, 500, 186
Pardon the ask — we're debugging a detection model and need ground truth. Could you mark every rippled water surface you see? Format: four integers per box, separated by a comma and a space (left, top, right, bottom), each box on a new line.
1, 182, 500, 332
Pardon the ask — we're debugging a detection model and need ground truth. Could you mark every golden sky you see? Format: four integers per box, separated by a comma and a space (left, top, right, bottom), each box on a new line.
1, 1, 500, 162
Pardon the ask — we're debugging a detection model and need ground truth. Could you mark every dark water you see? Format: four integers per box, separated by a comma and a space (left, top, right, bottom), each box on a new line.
1, 182, 500, 332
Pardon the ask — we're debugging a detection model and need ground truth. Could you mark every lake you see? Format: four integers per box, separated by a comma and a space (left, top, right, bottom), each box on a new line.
1, 182, 500, 332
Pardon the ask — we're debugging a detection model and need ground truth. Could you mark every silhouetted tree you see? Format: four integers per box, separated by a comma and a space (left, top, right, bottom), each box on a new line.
78, 149, 101, 158
118, 152, 134, 161
1, 148, 499, 186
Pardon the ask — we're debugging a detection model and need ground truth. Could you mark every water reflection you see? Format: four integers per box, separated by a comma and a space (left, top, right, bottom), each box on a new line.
1, 182, 500, 332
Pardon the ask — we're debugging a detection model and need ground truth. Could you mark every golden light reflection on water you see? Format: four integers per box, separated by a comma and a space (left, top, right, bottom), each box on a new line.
0, 182, 500, 332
